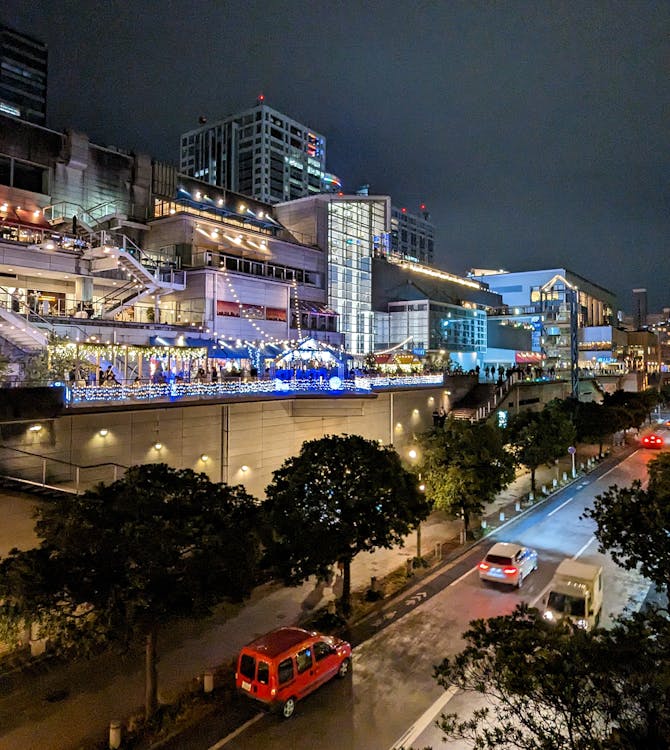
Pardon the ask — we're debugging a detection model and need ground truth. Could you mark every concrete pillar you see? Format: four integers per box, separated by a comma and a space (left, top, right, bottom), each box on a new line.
203, 671, 214, 693
562, 472, 568, 482
528, 491, 534, 502
552, 478, 558, 488
541, 485, 547, 495
109, 720, 122, 749
499, 511, 505, 522
481, 520, 487, 530
75, 277, 93, 302
515, 501, 521, 512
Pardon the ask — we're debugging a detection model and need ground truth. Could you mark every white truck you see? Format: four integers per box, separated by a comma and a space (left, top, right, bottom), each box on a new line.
542, 559, 603, 630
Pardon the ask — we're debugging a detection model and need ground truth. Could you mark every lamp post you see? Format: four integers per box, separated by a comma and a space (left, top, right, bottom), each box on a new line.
408, 448, 423, 560
568, 445, 576, 478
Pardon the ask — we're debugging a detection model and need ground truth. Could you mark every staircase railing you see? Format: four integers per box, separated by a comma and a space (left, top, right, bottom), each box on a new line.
0, 445, 128, 494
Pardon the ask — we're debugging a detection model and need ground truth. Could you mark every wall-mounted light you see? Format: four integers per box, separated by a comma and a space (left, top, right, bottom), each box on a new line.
240, 465, 249, 473
408, 449, 417, 460
200, 454, 209, 462
418, 483, 426, 492
395, 422, 402, 429
153, 441, 163, 451
99, 428, 109, 437
28, 424, 42, 432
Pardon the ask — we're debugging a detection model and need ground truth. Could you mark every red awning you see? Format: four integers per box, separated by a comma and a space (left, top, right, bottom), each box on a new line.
515, 351, 545, 364
1, 207, 52, 230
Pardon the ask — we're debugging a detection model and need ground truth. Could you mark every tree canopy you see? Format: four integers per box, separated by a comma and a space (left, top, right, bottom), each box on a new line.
262, 434, 430, 613
0, 463, 261, 718
419, 418, 515, 534
583, 450, 670, 591
432, 604, 670, 750
505, 404, 576, 493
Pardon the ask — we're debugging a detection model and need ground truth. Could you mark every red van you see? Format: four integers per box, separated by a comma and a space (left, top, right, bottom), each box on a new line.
235, 626, 352, 718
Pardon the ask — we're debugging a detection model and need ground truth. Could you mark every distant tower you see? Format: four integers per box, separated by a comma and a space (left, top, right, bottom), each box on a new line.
180, 99, 339, 204
632, 288, 648, 329
0, 23, 48, 125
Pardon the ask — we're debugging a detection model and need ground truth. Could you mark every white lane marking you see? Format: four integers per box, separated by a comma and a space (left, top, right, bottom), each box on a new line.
452, 564, 478, 586
572, 535, 596, 560
208, 712, 264, 749
389, 685, 459, 750
547, 496, 574, 517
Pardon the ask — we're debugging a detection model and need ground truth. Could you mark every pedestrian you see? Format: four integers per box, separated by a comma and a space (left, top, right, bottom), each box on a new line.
211, 365, 218, 383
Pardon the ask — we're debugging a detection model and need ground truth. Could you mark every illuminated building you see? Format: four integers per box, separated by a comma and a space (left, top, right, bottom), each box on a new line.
468, 268, 619, 372
276, 194, 391, 355
390, 204, 434, 265
0, 23, 47, 125
180, 97, 339, 204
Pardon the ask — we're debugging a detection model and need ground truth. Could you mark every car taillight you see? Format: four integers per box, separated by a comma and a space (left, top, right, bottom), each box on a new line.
479, 562, 490, 571
503, 566, 518, 576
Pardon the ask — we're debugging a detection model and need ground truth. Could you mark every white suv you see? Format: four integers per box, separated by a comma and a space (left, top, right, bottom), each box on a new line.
478, 542, 538, 588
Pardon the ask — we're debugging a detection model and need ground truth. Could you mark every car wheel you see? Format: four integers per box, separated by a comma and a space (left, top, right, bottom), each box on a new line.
337, 657, 351, 678
517, 573, 524, 589
281, 697, 296, 719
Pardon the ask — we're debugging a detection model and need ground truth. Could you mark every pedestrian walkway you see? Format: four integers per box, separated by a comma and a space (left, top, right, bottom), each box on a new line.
0, 441, 623, 750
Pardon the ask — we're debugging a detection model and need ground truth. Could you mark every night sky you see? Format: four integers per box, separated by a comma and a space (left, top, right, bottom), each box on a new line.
2, 1, 668, 314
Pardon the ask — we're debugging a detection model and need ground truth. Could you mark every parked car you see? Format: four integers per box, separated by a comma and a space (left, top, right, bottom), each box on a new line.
478, 541, 538, 588
235, 627, 352, 718
641, 433, 664, 449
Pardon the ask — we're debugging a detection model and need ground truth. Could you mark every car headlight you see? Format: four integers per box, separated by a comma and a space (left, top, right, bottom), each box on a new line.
576, 619, 588, 629
543, 610, 554, 621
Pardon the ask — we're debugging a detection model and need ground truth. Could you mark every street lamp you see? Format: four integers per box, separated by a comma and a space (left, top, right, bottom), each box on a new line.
568, 446, 576, 478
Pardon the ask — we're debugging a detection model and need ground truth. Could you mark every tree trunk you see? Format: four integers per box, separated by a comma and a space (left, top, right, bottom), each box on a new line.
462, 506, 470, 537
598, 440, 603, 458
530, 467, 536, 494
145, 626, 158, 720
416, 522, 422, 559
341, 559, 352, 615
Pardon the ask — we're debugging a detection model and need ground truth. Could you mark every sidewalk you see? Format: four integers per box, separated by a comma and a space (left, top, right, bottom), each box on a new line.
0, 441, 620, 750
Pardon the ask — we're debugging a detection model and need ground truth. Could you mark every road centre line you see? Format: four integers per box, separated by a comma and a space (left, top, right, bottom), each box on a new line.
547, 496, 574, 517
208, 712, 264, 749
388, 685, 459, 750
572, 535, 596, 561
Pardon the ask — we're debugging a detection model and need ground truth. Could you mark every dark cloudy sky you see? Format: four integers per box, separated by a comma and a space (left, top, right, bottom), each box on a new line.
3, 1, 668, 313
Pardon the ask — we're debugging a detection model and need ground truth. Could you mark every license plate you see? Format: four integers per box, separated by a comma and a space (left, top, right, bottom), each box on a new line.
241, 680, 251, 691
489, 568, 504, 577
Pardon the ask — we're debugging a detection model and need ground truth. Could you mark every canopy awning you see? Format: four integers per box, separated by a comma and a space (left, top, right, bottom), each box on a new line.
515, 351, 545, 364
298, 300, 337, 316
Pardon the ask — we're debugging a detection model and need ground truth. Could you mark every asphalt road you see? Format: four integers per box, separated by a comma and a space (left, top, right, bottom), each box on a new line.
159, 442, 661, 750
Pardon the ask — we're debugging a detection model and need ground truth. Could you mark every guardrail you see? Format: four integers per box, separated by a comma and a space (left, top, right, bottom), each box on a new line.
0, 445, 127, 494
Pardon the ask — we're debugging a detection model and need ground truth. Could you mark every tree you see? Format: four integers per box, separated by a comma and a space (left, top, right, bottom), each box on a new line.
262, 434, 430, 614
0, 464, 261, 720
583, 451, 670, 591
506, 404, 576, 493
573, 400, 622, 457
419, 419, 515, 535
430, 604, 670, 750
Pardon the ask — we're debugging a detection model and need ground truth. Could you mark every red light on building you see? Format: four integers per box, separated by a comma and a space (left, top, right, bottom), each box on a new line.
257, 93, 265, 103
420, 203, 426, 211
401, 207, 407, 213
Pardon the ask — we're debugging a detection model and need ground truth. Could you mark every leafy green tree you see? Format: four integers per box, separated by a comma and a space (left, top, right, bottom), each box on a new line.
419, 419, 515, 535
0, 464, 261, 719
603, 389, 657, 431
573, 400, 622, 457
263, 434, 430, 614
431, 605, 670, 750
506, 405, 576, 493
583, 451, 670, 591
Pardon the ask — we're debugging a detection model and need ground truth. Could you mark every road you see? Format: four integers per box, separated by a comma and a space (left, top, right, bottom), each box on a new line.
177, 443, 660, 750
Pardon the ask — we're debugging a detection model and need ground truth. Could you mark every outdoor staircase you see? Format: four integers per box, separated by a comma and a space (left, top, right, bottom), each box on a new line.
449, 381, 511, 422
0, 309, 49, 352
83, 231, 185, 318
43, 200, 145, 233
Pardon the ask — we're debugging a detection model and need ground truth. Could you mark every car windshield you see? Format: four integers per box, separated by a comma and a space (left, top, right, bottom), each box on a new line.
547, 591, 586, 617
486, 554, 514, 566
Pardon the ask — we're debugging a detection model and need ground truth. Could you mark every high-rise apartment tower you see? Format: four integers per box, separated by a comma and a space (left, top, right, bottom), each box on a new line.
0, 23, 47, 125
180, 97, 339, 204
